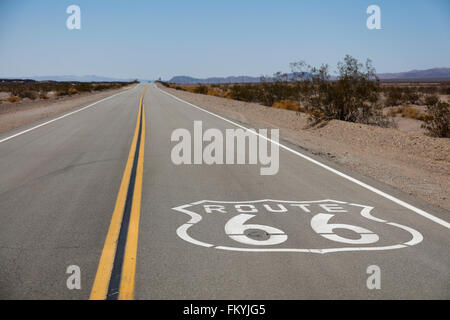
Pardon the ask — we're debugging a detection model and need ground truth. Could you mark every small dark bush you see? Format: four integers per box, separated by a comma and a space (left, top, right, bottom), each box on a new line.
18, 90, 38, 100
403, 88, 420, 104
39, 92, 49, 99
422, 101, 449, 138
424, 94, 439, 107
56, 89, 69, 96
193, 85, 208, 94
442, 86, 450, 95
158, 81, 170, 87
74, 83, 92, 92
229, 84, 261, 102
385, 87, 403, 106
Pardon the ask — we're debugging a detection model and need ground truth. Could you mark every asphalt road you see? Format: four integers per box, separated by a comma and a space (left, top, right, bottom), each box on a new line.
0, 84, 448, 299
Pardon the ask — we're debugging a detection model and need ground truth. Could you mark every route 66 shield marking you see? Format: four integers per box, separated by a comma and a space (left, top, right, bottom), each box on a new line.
172, 199, 423, 254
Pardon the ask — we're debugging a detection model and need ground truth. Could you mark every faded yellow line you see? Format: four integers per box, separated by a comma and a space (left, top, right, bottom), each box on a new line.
119, 103, 146, 300
90, 89, 146, 300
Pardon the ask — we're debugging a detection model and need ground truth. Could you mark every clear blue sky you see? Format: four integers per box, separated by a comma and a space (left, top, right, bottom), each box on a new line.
1, 0, 449, 80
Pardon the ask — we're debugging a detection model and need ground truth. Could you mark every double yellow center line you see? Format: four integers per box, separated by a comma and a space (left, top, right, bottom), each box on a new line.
90, 89, 146, 300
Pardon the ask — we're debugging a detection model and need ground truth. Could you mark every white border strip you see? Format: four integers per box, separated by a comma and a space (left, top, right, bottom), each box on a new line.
0, 84, 139, 144
157, 85, 450, 230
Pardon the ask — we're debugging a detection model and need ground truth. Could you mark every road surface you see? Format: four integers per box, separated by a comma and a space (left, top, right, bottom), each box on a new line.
0, 84, 448, 299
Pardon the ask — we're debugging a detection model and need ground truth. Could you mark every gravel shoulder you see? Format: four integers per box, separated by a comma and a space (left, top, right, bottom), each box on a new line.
158, 84, 450, 212
0, 85, 134, 133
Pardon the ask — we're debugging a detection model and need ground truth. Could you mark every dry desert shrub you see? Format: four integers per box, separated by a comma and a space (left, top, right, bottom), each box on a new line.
0, 80, 137, 101
388, 106, 426, 121
229, 84, 262, 103
400, 107, 426, 121
19, 90, 38, 100
422, 101, 449, 138
293, 55, 394, 127
56, 89, 69, 96
424, 94, 439, 107
39, 92, 49, 99
385, 87, 403, 106
272, 99, 304, 112
7, 95, 21, 103
192, 85, 208, 94
207, 87, 229, 98
383, 86, 424, 107
68, 87, 79, 95
74, 83, 92, 92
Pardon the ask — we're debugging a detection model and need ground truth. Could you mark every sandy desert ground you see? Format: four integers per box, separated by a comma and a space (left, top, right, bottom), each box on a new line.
0, 85, 134, 133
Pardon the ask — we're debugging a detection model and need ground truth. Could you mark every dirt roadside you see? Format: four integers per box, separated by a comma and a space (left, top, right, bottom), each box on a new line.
0, 85, 134, 133
158, 84, 450, 212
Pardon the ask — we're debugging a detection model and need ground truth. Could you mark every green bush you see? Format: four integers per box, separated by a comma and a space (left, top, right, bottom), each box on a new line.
297, 55, 391, 126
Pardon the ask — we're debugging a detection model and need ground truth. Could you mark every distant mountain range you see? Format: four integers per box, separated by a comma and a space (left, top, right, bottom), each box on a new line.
168, 68, 450, 84
3, 68, 449, 84
377, 68, 450, 80
0, 75, 143, 82
169, 75, 262, 84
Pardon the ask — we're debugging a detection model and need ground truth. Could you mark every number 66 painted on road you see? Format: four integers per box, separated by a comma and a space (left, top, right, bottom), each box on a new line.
225, 213, 379, 246
172, 200, 424, 253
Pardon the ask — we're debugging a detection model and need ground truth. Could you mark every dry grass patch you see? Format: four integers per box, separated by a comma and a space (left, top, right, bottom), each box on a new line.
272, 100, 304, 112
7, 95, 21, 103
388, 106, 427, 121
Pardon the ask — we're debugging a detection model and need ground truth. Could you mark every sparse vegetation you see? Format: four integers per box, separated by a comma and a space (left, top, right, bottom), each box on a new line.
382, 85, 449, 107
229, 84, 261, 102
272, 99, 304, 112
68, 87, 79, 95
385, 87, 403, 106
39, 92, 49, 99
18, 90, 38, 100
193, 85, 208, 95
0, 79, 138, 103
424, 94, 439, 107
388, 106, 427, 121
74, 83, 92, 92
7, 95, 21, 103
422, 101, 449, 138
157, 58, 450, 135
292, 55, 392, 127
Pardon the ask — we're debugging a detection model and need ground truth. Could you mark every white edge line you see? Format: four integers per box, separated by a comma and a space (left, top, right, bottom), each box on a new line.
157, 85, 450, 230
0, 84, 140, 144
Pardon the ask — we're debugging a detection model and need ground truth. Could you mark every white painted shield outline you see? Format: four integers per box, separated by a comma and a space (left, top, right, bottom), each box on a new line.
172, 199, 423, 254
